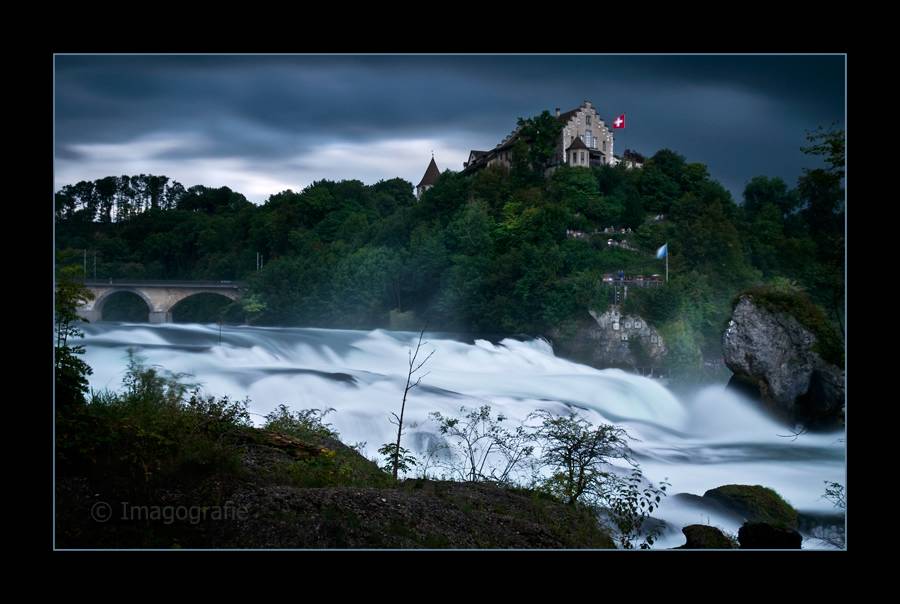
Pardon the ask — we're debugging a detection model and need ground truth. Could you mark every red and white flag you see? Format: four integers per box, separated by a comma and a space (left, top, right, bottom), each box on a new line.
613, 114, 626, 129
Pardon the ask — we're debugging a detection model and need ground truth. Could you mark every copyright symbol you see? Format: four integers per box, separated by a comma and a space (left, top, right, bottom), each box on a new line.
91, 501, 112, 523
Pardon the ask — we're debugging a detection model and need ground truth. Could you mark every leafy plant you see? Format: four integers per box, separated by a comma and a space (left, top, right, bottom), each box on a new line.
602, 467, 670, 549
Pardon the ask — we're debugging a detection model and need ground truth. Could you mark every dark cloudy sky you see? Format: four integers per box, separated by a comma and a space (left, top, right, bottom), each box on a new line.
54, 54, 845, 203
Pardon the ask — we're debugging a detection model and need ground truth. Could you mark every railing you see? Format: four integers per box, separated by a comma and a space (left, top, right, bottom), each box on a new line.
83, 279, 244, 288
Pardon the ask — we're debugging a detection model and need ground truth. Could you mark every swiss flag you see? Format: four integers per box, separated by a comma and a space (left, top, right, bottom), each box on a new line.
613, 114, 626, 129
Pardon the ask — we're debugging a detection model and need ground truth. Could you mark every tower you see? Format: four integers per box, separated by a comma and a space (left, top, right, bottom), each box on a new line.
416, 155, 440, 200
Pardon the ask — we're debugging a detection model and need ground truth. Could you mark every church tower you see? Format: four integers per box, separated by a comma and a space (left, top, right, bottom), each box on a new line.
416, 156, 440, 200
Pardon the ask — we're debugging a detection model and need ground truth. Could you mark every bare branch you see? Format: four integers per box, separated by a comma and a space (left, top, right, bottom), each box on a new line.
777, 426, 808, 441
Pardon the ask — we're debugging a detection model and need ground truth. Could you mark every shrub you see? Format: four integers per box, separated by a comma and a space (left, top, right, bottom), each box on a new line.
262, 404, 338, 440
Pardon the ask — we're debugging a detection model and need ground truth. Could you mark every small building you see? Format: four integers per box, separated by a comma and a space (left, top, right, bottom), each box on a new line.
416, 156, 441, 200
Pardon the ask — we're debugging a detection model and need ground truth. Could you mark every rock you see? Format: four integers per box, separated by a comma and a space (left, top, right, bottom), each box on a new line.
549, 309, 666, 371
703, 485, 798, 528
738, 522, 802, 549
677, 524, 737, 549
722, 291, 844, 427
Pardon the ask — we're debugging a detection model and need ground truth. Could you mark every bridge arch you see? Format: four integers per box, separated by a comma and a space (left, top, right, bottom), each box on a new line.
170, 291, 239, 323
95, 289, 154, 322
78, 281, 244, 324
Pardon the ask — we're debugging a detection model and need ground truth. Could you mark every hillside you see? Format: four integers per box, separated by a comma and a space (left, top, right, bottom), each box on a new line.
56, 395, 614, 549
55, 128, 845, 380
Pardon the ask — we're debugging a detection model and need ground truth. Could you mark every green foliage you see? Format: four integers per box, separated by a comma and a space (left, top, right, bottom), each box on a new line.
263, 404, 338, 440
55, 265, 95, 408
54, 124, 843, 374
604, 468, 670, 549
377, 443, 418, 478
622, 285, 681, 326
515, 110, 565, 175
528, 409, 669, 548
530, 410, 632, 505
657, 318, 702, 376
58, 355, 252, 495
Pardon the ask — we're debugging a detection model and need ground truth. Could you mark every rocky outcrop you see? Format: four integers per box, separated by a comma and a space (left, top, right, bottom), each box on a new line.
549, 308, 666, 371
677, 524, 737, 549
738, 522, 802, 549
723, 293, 845, 427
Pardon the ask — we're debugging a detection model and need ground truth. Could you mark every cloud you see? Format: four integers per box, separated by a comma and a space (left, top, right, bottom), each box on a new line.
54, 132, 469, 202
54, 55, 845, 203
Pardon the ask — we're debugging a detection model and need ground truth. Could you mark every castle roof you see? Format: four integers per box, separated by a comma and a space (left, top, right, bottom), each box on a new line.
417, 157, 441, 188
557, 102, 609, 126
567, 136, 589, 152
557, 108, 580, 124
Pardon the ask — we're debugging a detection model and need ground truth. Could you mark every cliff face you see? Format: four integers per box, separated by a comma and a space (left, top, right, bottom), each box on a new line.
549, 308, 666, 371
723, 295, 844, 427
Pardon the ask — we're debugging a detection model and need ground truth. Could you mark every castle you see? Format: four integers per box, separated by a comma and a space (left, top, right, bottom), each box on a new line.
415, 100, 644, 200
464, 100, 644, 173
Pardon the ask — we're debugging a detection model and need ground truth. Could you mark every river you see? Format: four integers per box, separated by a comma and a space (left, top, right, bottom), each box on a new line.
78, 321, 846, 549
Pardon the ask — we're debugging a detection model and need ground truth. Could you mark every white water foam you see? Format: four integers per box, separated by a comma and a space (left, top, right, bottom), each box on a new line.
78, 322, 845, 548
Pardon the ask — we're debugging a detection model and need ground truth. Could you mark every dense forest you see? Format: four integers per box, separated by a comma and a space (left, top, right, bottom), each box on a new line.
55, 119, 845, 378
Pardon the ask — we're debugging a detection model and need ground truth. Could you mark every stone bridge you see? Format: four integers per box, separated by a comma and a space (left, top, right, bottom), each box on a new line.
78, 280, 244, 323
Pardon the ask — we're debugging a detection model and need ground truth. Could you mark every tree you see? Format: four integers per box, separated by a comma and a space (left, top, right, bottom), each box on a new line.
530, 409, 669, 548
515, 110, 564, 175
55, 265, 95, 408
530, 409, 631, 505
382, 327, 434, 479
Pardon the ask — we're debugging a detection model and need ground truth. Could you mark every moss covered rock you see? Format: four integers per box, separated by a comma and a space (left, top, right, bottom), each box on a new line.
703, 484, 798, 528
677, 524, 737, 549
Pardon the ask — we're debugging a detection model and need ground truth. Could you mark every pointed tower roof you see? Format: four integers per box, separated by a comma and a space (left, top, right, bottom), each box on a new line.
417, 157, 441, 188
567, 136, 589, 152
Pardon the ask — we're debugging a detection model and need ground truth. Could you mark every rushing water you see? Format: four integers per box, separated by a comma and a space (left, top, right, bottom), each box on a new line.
79, 322, 846, 549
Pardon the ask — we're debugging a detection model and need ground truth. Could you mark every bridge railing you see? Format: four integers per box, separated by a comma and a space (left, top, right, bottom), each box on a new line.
83, 279, 245, 288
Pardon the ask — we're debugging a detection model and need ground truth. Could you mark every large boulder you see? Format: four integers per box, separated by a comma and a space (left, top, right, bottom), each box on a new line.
723, 289, 844, 427
703, 485, 798, 529
738, 522, 802, 549
677, 524, 737, 549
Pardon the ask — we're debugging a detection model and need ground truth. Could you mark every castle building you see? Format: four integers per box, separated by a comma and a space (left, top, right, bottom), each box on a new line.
415, 156, 441, 200
462, 100, 643, 174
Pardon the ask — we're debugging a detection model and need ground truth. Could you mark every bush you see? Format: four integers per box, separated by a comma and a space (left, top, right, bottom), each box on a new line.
58, 356, 252, 494
262, 404, 338, 440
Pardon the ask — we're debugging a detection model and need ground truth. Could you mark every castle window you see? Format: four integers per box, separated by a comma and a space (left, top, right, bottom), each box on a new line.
586, 115, 592, 126
580, 151, 584, 164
